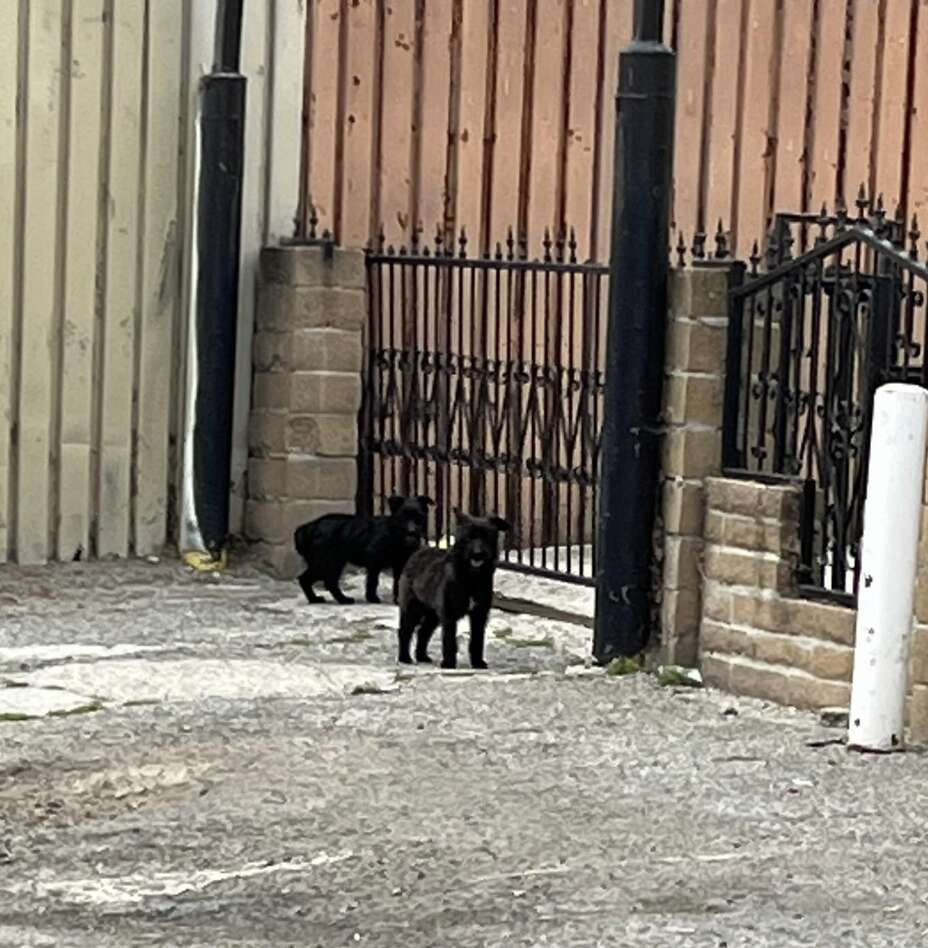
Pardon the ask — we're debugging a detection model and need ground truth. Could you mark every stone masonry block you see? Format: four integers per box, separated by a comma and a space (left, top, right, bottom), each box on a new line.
287, 414, 358, 456
247, 458, 287, 501
916, 570, 928, 625
703, 546, 762, 586
290, 372, 362, 415
287, 457, 358, 502
662, 630, 699, 668
667, 319, 727, 374
699, 653, 734, 690
261, 245, 366, 290
252, 542, 304, 581
248, 411, 287, 458
805, 641, 854, 682
911, 624, 928, 684
700, 620, 751, 658
702, 582, 733, 623
663, 427, 722, 479
291, 329, 363, 373
663, 372, 725, 427
245, 500, 291, 544
705, 477, 766, 517
663, 535, 702, 591
726, 658, 849, 710
669, 266, 730, 321
662, 589, 702, 641
253, 372, 289, 410
730, 593, 856, 647
259, 285, 366, 332
253, 331, 289, 372
662, 479, 705, 536
909, 683, 928, 743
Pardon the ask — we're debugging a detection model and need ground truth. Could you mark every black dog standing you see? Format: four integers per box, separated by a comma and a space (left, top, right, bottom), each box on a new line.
397, 510, 511, 669
293, 495, 432, 605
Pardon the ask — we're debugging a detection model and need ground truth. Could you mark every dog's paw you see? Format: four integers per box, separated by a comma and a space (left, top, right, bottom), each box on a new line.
440, 659, 457, 670
470, 659, 488, 670
415, 654, 433, 665
397, 654, 415, 665
334, 596, 356, 605
365, 594, 381, 605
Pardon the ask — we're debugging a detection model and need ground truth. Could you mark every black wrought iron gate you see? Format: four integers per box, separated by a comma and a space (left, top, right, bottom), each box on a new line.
358, 229, 608, 585
722, 201, 928, 603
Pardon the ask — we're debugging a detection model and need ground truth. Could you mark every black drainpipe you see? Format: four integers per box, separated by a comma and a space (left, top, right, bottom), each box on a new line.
191, 0, 246, 559
594, 0, 676, 661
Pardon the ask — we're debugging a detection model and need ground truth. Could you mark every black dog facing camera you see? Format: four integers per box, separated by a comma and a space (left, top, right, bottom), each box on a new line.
397, 510, 511, 669
293, 495, 433, 605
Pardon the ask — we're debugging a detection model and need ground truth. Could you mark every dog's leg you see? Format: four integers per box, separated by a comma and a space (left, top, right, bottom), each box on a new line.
298, 569, 324, 604
364, 569, 381, 604
397, 603, 421, 664
391, 565, 403, 605
440, 617, 458, 670
414, 613, 439, 664
468, 604, 490, 670
324, 565, 355, 605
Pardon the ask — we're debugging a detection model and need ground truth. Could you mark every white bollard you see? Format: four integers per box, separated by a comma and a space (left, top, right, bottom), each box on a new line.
848, 383, 928, 752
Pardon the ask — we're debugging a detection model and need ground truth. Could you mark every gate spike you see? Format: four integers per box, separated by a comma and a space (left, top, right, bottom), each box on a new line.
856, 182, 869, 222
765, 227, 780, 270
376, 224, 385, 252
434, 224, 444, 256
495, 240, 503, 261
458, 227, 468, 258
676, 231, 687, 267
518, 232, 528, 261
713, 220, 729, 259
910, 215, 921, 257
749, 240, 761, 275
568, 226, 578, 263
554, 228, 566, 263
872, 195, 887, 239
506, 226, 515, 261
691, 229, 706, 260
816, 204, 829, 245
780, 225, 794, 261
410, 224, 420, 252
835, 196, 848, 231
308, 202, 319, 240
542, 227, 553, 262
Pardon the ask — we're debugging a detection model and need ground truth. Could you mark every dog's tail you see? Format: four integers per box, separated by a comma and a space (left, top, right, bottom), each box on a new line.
293, 522, 313, 558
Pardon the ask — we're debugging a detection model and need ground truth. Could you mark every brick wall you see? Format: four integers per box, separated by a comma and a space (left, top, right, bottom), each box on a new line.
245, 245, 366, 577
698, 476, 928, 739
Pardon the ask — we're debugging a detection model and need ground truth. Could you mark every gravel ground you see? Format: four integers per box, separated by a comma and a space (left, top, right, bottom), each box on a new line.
1, 557, 928, 947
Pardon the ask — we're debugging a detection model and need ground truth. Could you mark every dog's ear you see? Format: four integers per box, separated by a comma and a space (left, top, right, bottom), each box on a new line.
387, 495, 404, 515
416, 495, 435, 510
489, 516, 511, 533
452, 508, 472, 527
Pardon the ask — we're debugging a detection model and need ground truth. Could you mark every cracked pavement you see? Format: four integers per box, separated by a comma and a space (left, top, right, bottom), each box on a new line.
1, 557, 928, 946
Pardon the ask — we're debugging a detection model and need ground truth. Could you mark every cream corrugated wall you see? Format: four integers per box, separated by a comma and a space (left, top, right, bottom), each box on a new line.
0, 0, 306, 565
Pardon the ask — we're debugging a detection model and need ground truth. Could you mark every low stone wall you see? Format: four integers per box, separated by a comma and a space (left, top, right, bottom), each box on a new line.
245, 245, 366, 577
697, 475, 928, 739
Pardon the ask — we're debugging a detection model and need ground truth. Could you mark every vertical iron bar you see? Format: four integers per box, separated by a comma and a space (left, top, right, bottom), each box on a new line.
722, 263, 746, 468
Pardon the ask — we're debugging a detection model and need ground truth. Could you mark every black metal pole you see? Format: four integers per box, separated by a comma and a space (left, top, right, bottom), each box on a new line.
594, 0, 676, 662
192, 0, 246, 557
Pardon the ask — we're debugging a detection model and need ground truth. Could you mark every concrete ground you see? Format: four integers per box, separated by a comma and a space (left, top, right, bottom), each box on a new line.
1, 557, 928, 947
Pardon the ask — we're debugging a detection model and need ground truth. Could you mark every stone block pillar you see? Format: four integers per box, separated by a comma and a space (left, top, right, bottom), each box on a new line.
245, 245, 366, 577
659, 264, 731, 665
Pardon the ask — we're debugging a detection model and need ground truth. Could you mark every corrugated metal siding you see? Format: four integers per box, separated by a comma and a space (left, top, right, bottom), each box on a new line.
0, 0, 306, 565
300, 0, 928, 259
